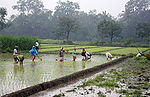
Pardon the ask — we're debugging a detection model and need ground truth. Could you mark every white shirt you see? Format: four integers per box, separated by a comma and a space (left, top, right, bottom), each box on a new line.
13, 49, 18, 56
36, 42, 39, 47
106, 52, 112, 58
136, 53, 141, 57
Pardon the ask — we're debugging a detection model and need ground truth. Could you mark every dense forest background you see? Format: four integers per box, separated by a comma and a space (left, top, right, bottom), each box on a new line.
0, 0, 150, 43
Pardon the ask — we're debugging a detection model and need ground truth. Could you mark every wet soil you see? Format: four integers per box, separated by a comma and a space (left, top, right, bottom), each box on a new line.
30, 57, 150, 97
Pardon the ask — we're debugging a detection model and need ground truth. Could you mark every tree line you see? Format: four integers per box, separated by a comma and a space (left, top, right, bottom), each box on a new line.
0, 0, 150, 43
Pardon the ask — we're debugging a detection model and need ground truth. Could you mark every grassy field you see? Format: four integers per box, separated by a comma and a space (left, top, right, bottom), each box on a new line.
39, 43, 150, 56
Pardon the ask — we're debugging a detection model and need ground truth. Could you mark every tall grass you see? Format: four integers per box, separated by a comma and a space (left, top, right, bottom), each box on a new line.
0, 35, 38, 52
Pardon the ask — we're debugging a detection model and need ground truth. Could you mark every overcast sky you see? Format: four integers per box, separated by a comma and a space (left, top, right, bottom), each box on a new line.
1, 0, 129, 18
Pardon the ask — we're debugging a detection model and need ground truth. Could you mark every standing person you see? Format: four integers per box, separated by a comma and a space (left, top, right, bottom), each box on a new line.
81, 48, 87, 60
72, 48, 77, 61
13, 46, 19, 63
106, 52, 113, 60
59, 47, 66, 61
29, 46, 38, 62
35, 40, 39, 53
35, 40, 42, 61
16, 55, 24, 64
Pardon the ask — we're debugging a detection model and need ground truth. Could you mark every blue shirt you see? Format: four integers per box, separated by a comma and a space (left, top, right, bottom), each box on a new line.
72, 50, 76, 57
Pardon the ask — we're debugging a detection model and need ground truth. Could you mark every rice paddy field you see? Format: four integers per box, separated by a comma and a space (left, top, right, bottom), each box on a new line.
0, 42, 149, 96
0, 53, 110, 96
39, 43, 150, 55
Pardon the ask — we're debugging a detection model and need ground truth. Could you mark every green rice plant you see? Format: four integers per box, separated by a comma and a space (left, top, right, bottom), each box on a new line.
96, 80, 118, 87
117, 89, 142, 96
117, 89, 129, 94
40, 44, 75, 48
40, 39, 64, 44
99, 47, 149, 55
39, 46, 98, 53
97, 91, 106, 97
69, 47, 122, 54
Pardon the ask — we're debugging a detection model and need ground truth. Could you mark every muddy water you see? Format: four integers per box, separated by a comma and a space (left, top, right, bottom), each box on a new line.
0, 53, 111, 96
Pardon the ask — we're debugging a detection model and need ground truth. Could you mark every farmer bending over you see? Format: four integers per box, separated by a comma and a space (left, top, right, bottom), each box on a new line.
136, 52, 144, 57
16, 55, 24, 64
86, 52, 92, 59
81, 48, 87, 60
106, 52, 113, 60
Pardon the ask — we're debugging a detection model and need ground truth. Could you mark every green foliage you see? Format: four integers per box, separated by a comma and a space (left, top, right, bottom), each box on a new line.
63, 40, 74, 45
136, 23, 150, 43
92, 40, 105, 46
133, 56, 146, 60
117, 89, 128, 94
125, 0, 150, 17
41, 39, 64, 44
117, 89, 141, 96
54, 0, 80, 18
0, 7, 8, 31
139, 58, 148, 64
6, 47, 13, 53
123, 38, 132, 46
13, 0, 44, 15
97, 91, 106, 97
39, 42, 149, 55
0, 35, 38, 51
81, 74, 118, 88
97, 19, 122, 42
56, 16, 80, 40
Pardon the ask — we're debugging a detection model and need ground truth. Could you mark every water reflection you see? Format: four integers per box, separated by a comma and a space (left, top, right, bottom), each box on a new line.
82, 61, 86, 69
31, 62, 36, 72
72, 61, 77, 70
13, 64, 24, 76
0, 53, 107, 96
58, 61, 64, 76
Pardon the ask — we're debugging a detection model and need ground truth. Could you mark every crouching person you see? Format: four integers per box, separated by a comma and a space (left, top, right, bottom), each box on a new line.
106, 52, 113, 60
17, 55, 24, 64
86, 52, 92, 59
136, 52, 144, 57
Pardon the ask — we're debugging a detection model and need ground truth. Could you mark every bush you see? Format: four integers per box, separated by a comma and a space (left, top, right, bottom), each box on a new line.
0, 35, 38, 51
63, 40, 74, 45
123, 39, 132, 46
6, 47, 13, 53
91, 40, 105, 46
133, 56, 148, 64
133, 56, 147, 60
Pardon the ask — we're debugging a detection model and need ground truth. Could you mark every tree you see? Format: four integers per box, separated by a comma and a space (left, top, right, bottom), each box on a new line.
0, 7, 7, 31
13, 0, 44, 15
98, 19, 122, 42
4, 9, 53, 38
136, 23, 150, 43
125, 0, 150, 15
52, 1, 80, 40
120, 0, 150, 41
56, 16, 80, 40
54, 0, 80, 18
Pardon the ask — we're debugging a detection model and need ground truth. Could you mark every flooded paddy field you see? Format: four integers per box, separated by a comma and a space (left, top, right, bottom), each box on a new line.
0, 53, 111, 96
32, 57, 150, 97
